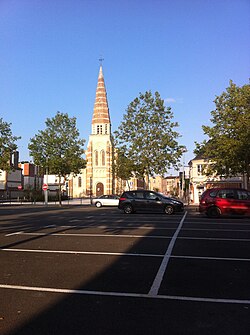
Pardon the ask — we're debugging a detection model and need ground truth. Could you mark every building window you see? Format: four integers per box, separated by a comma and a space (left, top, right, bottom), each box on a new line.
97, 125, 103, 134
78, 177, 82, 188
95, 150, 98, 166
101, 150, 105, 166
197, 164, 203, 174
105, 124, 108, 134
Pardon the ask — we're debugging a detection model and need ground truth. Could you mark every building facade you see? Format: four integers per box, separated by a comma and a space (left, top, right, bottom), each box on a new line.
189, 155, 244, 204
18, 162, 43, 191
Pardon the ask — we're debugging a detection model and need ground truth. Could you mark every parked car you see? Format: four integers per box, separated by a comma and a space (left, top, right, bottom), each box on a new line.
91, 194, 120, 208
118, 190, 184, 214
199, 188, 250, 217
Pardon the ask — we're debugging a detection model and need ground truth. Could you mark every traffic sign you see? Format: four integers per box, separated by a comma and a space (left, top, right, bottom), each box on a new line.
42, 184, 48, 191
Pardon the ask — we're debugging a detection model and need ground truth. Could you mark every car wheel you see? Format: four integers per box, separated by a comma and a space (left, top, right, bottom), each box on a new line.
124, 204, 133, 214
207, 206, 221, 218
164, 205, 174, 215
95, 202, 102, 208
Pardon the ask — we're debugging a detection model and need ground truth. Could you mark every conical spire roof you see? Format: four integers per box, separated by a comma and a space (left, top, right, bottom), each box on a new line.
91, 65, 111, 125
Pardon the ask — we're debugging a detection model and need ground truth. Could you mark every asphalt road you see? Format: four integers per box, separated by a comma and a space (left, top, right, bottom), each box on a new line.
0, 205, 250, 335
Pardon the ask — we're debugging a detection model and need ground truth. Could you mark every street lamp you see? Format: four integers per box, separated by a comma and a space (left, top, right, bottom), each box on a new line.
44, 157, 49, 206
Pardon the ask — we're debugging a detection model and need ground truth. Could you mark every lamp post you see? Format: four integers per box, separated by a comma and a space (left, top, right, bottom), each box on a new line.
44, 157, 48, 206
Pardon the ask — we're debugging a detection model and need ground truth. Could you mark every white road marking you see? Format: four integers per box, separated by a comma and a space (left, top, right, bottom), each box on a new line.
4, 225, 56, 237
171, 255, 250, 262
178, 237, 250, 242
5, 231, 23, 237
149, 211, 187, 296
0, 284, 249, 305
187, 221, 250, 226
0, 248, 162, 258
1, 248, 249, 262
12, 231, 250, 242
39, 224, 250, 232
16, 232, 169, 239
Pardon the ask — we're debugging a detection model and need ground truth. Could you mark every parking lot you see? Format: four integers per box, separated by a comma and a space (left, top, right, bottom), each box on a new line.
0, 205, 250, 335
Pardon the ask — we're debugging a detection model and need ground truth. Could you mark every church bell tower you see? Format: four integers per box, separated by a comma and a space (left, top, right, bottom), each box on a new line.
86, 65, 113, 196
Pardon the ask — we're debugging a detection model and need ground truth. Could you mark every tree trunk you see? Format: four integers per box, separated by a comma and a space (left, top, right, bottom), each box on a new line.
147, 173, 150, 190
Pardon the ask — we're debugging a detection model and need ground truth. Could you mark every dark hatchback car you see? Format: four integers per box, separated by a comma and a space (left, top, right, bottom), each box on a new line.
199, 188, 250, 217
118, 190, 184, 214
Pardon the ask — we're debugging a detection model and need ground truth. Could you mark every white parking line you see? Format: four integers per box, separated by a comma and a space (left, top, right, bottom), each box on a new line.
171, 255, 250, 262
0, 284, 249, 305
5, 231, 23, 237
1, 248, 250, 262
179, 237, 250, 242
148, 211, 187, 296
59, 225, 176, 230
16, 232, 169, 239
43, 224, 250, 232
0, 248, 163, 258
13, 232, 250, 242
5, 225, 56, 237
1, 247, 249, 262
187, 221, 250, 226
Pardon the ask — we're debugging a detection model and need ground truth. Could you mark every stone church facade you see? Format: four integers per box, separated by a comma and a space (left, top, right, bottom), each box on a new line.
68, 65, 116, 198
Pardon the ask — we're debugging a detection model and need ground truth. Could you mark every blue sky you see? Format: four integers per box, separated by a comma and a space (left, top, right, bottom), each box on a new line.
1, 0, 249, 172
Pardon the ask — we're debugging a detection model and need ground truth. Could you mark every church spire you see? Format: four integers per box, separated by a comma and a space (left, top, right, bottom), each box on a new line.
91, 65, 111, 129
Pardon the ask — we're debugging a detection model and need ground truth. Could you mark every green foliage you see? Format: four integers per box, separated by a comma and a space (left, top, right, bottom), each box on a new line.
114, 148, 134, 180
114, 91, 186, 181
28, 111, 86, 177
195, 80, 250, 186
0, 118, 21, 171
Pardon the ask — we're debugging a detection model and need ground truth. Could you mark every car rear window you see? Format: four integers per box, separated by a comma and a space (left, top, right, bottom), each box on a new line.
236, 190, 250, 200
209, 190, 217, 198
122, 191, 144, 199
121, 192, 132, 199
217, 189, 235, 199
144, 192, 159, 200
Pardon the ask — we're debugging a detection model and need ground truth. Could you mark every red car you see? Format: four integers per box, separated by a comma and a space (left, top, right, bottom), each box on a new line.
199, 188, 250, 217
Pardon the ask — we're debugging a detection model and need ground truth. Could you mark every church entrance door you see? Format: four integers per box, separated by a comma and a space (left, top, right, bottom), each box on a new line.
96, 183, 104, 196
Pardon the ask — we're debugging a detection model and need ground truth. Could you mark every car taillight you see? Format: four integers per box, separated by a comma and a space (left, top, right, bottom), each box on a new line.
200, 200, 206, 204
119, 197, 127, 201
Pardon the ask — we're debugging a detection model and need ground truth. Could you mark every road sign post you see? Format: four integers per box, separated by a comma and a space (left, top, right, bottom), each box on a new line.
42, 183, 48, 206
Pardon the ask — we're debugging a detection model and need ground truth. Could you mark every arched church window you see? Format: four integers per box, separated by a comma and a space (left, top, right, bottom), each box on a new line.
95, 150, 98, 166
78, 177, 82, 188
101, 150, 105, 166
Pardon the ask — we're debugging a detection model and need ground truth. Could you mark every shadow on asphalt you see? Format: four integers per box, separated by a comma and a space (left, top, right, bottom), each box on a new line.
1, 207, 249, 335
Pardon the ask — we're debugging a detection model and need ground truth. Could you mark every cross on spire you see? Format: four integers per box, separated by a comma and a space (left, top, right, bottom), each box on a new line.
99, 56, 104, 65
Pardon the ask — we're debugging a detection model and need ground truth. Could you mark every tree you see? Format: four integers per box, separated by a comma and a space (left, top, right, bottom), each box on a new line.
114, 91, 186, 188
195, 80, 250, 188
113, 148, 141, 191
28, 111, 86, 204
0, 118, 21, 171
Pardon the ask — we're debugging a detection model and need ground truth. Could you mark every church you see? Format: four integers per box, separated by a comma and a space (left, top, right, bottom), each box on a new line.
68, 65, 116, 198
67, 65, 169, 198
